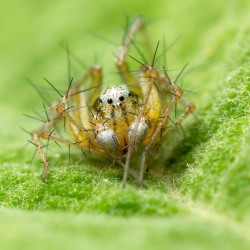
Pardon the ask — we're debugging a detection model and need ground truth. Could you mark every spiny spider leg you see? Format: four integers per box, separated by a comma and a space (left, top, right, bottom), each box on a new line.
116, 17, 163, 187
32, 65, 104, 181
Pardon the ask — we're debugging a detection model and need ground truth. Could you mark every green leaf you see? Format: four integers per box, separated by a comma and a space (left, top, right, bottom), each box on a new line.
1, 0, 250, 249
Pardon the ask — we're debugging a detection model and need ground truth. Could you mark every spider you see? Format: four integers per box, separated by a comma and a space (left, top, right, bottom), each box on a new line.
31, 16, 195, 187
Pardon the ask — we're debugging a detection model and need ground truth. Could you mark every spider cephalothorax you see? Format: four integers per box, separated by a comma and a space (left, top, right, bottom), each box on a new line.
31, 16, 195, 187
93, 86, 145, 156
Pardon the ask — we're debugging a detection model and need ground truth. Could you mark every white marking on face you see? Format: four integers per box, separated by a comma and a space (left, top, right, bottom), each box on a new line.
100, 86, 129, 107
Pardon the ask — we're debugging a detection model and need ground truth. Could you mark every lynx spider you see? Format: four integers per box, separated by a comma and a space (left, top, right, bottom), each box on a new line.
31, 16, 195, 187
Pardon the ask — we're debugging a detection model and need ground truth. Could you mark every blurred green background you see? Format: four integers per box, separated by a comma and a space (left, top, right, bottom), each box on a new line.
0, 0, 250, 249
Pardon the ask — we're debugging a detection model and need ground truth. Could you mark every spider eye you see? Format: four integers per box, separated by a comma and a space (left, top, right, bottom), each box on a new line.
119, 96, 124, 101
107, 98, 113, 104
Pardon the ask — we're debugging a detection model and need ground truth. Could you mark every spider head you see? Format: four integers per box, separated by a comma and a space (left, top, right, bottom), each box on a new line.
99, 86, 130, 108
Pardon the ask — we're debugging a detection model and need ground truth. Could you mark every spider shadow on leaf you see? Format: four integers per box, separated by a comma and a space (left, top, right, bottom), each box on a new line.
150, 119, 203, 185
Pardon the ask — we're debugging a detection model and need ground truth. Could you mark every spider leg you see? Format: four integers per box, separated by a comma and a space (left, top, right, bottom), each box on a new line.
32, 132, 49, 181
137, 87, 178, 185
32, 65, 103, 181
67, 65, 102, 133
41, 131, 103, 155
32, 126, 105, 181
147, 99, 195, 169
116, 16, 145, 187
139, 74, 195, 184
122, 66, 165, 187
31, 103, 63, 181
116, 16, 145, 97
76, 65, 103, 107
116, 17, 165, 187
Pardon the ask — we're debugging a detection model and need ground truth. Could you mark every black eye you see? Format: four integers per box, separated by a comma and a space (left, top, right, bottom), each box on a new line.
107, 98, 113, 104
119, 96, 124, 101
